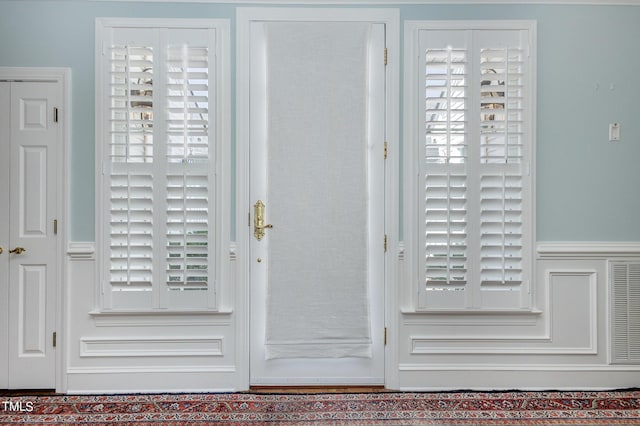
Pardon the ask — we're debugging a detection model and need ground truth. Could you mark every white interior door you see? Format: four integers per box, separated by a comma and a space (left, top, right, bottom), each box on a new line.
0, 81, 59, 389
249, 20, 386, 385
0, 82, 9, 389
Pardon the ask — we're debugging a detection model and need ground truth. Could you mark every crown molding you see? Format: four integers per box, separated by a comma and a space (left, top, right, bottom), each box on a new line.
86, 0, 640, 5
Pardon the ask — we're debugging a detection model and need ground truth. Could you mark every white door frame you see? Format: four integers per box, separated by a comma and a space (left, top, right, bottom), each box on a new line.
236, 8, 399, 390
0, 67, 70, 392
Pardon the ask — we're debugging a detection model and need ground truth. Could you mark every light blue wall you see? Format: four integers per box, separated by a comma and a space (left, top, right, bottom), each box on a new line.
1, 1, 639, 242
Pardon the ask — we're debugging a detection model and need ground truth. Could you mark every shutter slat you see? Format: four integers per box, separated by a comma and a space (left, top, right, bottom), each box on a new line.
480, 46, 524, 165
480, 173, 523, 286
166, 174, 210, 291
165, 44, 210, 165
108, 172, 153, 289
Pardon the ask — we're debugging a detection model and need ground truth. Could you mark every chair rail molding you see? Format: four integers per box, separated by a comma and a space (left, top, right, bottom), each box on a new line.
537, 242, 640, 259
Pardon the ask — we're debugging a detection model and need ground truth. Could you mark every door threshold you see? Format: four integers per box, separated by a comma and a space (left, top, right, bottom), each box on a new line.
249, 385, 389, 394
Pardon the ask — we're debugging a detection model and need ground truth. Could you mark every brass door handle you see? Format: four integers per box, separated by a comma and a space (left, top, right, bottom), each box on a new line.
254, 200, 273, 241
9, 247, 26, 255
0, 247, 3, 254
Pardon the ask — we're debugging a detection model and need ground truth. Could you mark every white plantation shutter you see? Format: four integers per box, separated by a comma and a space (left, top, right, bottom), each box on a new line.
166, 173, 210, 290
480, 174, 523, 286
100, 22, 221, 310
425, 174, 467, 289
109, 45, 154, 163
166, 44, 210, 163
479, 46, 525, 165
109, 173, 153, 294
419, 31, 469, 308
417, 25, 533, 310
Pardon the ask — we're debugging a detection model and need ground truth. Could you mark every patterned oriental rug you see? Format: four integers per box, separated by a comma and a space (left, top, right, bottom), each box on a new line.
1, 391, 640, 425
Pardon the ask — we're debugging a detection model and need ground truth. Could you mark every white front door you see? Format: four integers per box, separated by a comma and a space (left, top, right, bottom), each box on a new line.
248, 18, 387, 385
0, 81, 60, 389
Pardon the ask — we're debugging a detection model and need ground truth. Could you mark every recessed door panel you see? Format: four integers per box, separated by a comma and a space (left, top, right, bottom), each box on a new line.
19, 265, 47, 355
21, 146, 48, 236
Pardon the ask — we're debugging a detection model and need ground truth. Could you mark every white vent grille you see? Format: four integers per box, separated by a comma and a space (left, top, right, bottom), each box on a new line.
611, 262, 640, 364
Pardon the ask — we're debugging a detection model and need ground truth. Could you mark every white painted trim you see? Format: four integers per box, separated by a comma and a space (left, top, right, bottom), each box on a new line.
546, 269, 598, 354
79, 336, 224, 357
538, 241, 640, 258
403, 20, 537, 313
65, 365, 239, 393
88, 309, 233, 327
94, 18, 232, 313
398, 363, 640, 391
96, 17, 231, 28
250, 377, 386, 386
67, 242, 96, 260
399, 363, 640, 372
66, 365, 237, 374
90, 0, 640, 5
236, 7, 399, 390
403, 315, 539, 326
410, 342, 595, 355
0, 67, 71, 393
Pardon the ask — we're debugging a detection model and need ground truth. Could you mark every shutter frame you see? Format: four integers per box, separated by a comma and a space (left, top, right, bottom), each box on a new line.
99, 21, 222, 311
416, 23, 533, 311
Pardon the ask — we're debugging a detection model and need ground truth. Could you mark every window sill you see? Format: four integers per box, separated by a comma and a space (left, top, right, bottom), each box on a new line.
88, 308, 233, 327
89, 308, 233, 316
401, 308, 543, 316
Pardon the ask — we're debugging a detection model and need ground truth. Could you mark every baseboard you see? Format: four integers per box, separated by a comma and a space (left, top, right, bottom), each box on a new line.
65, 366, 240, 393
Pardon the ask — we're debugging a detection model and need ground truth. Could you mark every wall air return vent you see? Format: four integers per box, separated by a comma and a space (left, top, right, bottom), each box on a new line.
611, 261, 640, 364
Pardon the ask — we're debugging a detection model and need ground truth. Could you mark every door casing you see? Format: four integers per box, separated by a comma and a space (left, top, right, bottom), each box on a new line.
0, 67, 69, 392
235, 8, 400, 390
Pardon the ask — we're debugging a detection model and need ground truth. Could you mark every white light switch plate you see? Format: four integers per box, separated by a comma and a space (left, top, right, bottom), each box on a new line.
609, 123, 621, 141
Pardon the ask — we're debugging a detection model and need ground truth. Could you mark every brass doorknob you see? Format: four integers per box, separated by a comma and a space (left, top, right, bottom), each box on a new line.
9, 247, 26, 255
0, 247, 3, 254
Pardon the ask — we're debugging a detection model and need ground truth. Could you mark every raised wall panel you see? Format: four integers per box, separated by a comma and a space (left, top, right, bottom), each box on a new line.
79, 337, 224, 357
19, 265, 47, 355
548, 271, 597, 354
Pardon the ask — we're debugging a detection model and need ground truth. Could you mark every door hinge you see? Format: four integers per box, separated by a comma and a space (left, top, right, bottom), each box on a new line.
384, 234, 387, 252
53, 332, 57, 348
248, 211, 251, 227
53, 219, 58, 235
384, 48, 388, 66
384, 327, 387, 346
384, 141, 388, 160
54, 107, 59, 123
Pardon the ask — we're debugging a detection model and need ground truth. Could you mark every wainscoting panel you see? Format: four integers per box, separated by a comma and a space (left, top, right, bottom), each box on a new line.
396, 242, 640, 390
79, 337, 224, 358
64, 242, 244, 393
